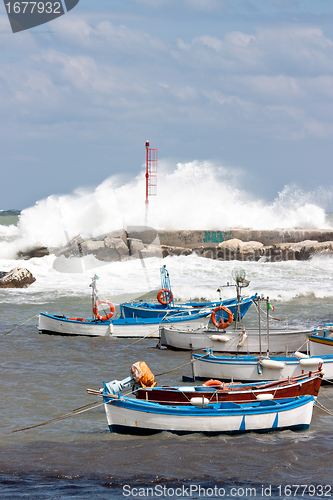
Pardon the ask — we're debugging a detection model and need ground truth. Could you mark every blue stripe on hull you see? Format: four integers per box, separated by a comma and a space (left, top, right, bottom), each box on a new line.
108, 423, 310, 436
39, 329, 98, 337
272, 413, 278, 429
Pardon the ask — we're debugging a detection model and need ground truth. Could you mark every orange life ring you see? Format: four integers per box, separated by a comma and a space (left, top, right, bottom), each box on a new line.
93, 299, 114, 321
211, 305, 233, 329
157, 288, 173, 305
203, 379, 223, 387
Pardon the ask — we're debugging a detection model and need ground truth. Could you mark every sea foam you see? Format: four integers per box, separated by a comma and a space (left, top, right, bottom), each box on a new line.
0, 161, 332, 259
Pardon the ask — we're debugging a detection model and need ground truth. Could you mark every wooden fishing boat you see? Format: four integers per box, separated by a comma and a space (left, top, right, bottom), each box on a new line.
308, 325, 333, 356
39, 274, 211, 338
121, 266, 256, 323
121, 295, 255, 320
135, 370, 323, 405
102, 392, 315, 435
191, 351, 333, 382
38, 309, 211, 338
159, 326, 312, 354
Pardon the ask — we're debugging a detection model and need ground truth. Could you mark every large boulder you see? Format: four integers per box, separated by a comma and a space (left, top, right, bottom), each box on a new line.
17, 247, 49, 259
0, 267, 36, 288
55, 233, 130, 262
128, 238, 145, 255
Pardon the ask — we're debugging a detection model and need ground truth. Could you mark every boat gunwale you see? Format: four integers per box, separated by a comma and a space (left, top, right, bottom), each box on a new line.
102, 394, 315, 417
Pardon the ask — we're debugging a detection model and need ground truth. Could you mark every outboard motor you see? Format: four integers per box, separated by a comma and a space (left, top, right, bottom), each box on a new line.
104, 361, 156, 395
104, 375, 135, 395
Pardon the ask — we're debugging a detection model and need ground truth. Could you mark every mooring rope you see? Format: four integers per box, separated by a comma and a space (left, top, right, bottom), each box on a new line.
12, 400, 104, 433
323, 377, 333, 386
315, 399, 333, 416
119, 328, 160, 350
11, 353, 209, 433
155, 352, 210, 377
3, 314, 39, 335
320, 389, 333, 403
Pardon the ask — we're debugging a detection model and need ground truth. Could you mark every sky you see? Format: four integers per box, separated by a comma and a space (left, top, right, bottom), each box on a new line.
0, 0, 332, 211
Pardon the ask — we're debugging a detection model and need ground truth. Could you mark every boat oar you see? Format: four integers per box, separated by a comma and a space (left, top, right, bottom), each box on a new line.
3, 314, 39, 335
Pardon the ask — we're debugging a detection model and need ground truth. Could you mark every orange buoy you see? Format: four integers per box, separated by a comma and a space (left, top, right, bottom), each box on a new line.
157, 288, 173, 305
93, 299, 114, 321
203, 379, 223, 387
211, 305, 233, 329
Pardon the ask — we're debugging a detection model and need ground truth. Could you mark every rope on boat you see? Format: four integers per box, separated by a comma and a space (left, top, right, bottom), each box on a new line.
13, 351, 212, 433
154, 353, 210, 377
12, 400, 104, 433
3, 314, 39, 335
295, 339, 309, 353
322, 377, 333, 386
252, 300, 286, 322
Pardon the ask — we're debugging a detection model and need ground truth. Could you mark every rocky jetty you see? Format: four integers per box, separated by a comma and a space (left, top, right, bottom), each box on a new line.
14, 228, 333, 263
161, 238, 333, 261
18, 247, 49, 259
0, 267, 36, 288
52, 227, 162, 262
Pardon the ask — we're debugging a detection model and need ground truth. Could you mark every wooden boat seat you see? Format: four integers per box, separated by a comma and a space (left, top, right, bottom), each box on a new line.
219, 402, 240, 409
258, 400, 278, 407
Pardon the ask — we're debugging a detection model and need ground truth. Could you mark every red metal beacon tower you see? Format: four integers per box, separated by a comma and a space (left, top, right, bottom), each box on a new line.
145, 140, 157, 223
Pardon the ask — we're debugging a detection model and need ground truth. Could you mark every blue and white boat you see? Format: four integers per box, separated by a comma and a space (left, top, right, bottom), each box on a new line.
191, 351, 333, 382
121, 295, 256, 320
38, 309, 211, 338
38, 274, 211, 338
120, 266, 256, 320
307, 324, 333, 356
159, 325, 312, 353
102, 391, 315, 435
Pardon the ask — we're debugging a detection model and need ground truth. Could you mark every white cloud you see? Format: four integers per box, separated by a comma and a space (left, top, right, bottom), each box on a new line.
0, 14, 331, 157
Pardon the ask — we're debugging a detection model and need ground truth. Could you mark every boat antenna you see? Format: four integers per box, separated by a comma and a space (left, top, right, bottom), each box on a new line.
266, 296, 270, 358
231, 266, 250, 329
89, 274, 99, 319
258, 296, 262, 356
160, 265, 174, 308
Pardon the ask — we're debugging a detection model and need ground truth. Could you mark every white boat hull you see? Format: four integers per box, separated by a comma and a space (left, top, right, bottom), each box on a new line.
160, 327, 310, 353
308, 333, 333, 356
103, 396, 314, 435
38, 313, 210, 338
39, 314, 111, 337
111, 317, 209, 338
192, 353, 333, 382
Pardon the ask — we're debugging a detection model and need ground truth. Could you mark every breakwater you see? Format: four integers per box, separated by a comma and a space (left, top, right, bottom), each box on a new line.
18, 228, 333, 262
158, 229, 333, 247
158, 229, 333, 262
